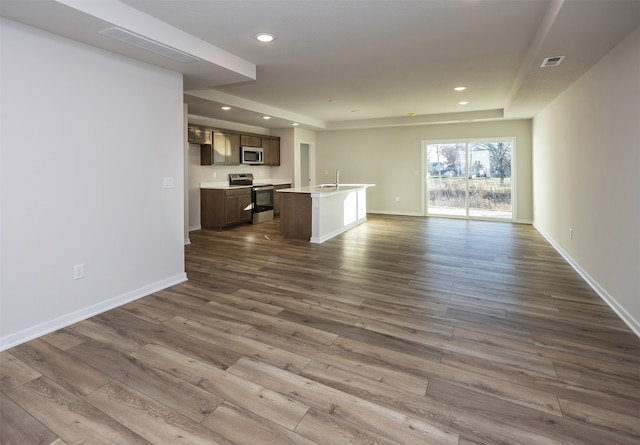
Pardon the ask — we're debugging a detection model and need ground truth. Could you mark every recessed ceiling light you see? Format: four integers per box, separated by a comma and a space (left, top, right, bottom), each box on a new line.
292, 123, 299, 126
262, 116, 271, 120
221, 106, 231, 110
454, 86, 467, 91
459, 101, 469, 105
408, 113, 417, 117
255, 33, 275, 43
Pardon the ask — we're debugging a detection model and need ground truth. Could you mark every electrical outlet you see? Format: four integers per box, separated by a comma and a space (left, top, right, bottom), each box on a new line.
569, 228, 573, 239
163, 177, 174, 189
73, 264, 85, 280
395, 196, 400, 202
212, 172, 217, 178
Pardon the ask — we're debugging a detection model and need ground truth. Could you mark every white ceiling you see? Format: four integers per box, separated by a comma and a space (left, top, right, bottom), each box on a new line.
3, 0, 640, 130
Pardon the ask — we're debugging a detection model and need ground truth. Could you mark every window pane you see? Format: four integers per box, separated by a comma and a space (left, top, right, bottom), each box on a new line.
427, 143, 466, 216
468, 141, 512, 219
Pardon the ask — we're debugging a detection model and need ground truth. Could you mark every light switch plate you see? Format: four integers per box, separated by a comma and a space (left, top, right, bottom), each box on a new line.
73, 264, 84, 280
163, 177, 174, 188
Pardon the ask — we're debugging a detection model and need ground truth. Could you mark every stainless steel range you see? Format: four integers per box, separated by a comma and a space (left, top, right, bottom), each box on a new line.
229, 173, 274, 224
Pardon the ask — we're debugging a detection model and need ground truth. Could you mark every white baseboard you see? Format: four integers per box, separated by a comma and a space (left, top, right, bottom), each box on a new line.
189, 224, 202, 232
368, 211, 533, 225
534, 224, 640, 339
0, 273, 188, 351
368, 210, 424, 217
310, 217, 367, 243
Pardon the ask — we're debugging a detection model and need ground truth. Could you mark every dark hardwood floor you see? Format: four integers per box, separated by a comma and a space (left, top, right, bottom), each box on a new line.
2, 215, 639, 444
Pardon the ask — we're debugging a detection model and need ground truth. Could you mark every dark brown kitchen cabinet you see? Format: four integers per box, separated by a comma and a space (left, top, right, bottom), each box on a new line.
262, 137, 281, 166
240, 134, 261, 147
201, 188, 252, 229
201, 131, 240, 165
188, 127, 211, 144
273, 183, 291, 216
200, 144, 214, 165
193, 124, 280, 165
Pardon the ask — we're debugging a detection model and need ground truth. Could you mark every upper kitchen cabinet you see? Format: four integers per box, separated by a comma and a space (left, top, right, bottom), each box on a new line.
262, 137, 281, 166
188, 127, 211, 144
201, 131, 240, 165
194, 125, 280, 166
240, 134, 261, 147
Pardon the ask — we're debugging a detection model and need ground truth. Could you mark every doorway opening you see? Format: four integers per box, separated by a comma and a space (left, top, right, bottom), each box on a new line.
423, 139, 514, 220
297, 142, 314, 187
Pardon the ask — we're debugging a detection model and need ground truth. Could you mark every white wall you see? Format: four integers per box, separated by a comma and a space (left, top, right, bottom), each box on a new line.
271, 127, 295, 184
533, 26, 640, 334
316, 120, 533, 222
0, 19, 187, 349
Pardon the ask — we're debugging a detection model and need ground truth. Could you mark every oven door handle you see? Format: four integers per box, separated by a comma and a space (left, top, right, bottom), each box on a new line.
253, 185, 274, 191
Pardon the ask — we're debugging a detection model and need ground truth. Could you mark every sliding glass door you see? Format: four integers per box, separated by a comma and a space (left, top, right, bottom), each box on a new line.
425, 140, 513, 220
426, 143, 467, 217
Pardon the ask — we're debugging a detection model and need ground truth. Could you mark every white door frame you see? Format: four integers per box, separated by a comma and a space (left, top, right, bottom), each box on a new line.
296, 141, 315, 187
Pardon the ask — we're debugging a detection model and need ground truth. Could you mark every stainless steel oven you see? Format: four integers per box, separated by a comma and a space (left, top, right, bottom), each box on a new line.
252, 184, 274, 224
229, 173, 274, 224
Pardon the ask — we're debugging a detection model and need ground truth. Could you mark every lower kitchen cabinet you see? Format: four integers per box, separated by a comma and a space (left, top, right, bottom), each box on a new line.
201, 188, 252, 229
273, 183, 291, 217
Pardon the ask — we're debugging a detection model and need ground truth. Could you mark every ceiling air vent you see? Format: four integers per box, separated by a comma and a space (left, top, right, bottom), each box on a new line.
540, 56, 565, 68
99, 27, 200, 63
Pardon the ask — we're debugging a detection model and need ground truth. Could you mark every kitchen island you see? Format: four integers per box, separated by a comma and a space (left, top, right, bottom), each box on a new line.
277, 184, 374, 243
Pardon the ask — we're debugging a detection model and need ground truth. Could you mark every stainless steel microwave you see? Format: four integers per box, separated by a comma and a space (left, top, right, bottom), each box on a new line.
241, 146, 264, 164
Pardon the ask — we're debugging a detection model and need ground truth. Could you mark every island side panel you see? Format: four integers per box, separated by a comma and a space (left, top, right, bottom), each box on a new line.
311, 188, 368, 243
280, 192, 312, 240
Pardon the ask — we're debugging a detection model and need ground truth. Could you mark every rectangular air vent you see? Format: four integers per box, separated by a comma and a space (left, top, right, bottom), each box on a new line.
540, 56, 565, 68
99, 27, 199, 63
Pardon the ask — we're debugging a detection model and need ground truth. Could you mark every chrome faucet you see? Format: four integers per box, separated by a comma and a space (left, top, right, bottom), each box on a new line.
336, 169, 340, 188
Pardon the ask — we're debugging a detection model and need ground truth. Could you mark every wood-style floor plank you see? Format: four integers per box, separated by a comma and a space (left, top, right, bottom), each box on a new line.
6, 376, 151, 445
162, 315, 311, 373
298, 359, 557, 445
129, 343, 310, 430
243, 324, 431, 395
294, 407, 403, 445
427, 378, 637, 445
66, 339, 223, 422
202, 402, 320, 445
0, 394, 59, 445
0, 351, 41, 393
228, 356, 459, 445
84, 380, 230, 445
1, 215, 639, 445
11, 339, 112, 398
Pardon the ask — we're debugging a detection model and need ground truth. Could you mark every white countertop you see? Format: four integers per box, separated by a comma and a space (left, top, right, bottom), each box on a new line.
277, 183, 375, 197
200, 178, 293, 189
